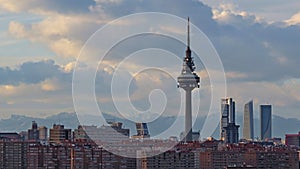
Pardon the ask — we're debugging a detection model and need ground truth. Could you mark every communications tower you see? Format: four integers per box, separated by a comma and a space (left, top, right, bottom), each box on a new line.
177, 18, 200, 142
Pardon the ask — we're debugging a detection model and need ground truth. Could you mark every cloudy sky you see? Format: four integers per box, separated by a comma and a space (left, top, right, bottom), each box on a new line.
0, 0, 300, 123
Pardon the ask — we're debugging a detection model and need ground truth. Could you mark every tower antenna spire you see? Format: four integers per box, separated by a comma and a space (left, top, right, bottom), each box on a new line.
187, 17, 190, 48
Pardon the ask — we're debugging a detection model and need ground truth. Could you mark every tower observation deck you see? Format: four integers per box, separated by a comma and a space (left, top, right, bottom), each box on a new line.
177, 18, 200, 142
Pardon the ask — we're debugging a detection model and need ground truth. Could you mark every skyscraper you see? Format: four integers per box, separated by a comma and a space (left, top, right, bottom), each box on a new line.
260, 105, 272, 140
177, 18, 200, 142
28, 121, 39, 141
220, 98, 235, 140
220, 99, 229, 140
243, 100, 254, 140
220, 98, 239, 143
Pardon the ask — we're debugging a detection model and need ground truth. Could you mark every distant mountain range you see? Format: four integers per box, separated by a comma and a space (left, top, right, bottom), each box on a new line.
0, 112, 80, 133
0, 112, 299, 140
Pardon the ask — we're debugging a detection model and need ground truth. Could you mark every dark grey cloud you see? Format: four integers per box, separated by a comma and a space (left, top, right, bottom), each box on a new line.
212, 18, 300, 82
95, 0, 300, 82
96, 0, 218, 36
0, 60, 70, 85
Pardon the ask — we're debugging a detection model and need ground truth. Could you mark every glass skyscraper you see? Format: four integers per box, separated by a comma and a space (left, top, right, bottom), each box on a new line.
260, 105, 272, 140
220, 98, 231, 140
243, 100, 254, 140
221, 98, 239, 143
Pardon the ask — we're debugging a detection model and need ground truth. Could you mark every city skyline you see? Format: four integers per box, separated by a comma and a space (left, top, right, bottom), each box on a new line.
0, 0, 299, 122
0, 0, 299, 167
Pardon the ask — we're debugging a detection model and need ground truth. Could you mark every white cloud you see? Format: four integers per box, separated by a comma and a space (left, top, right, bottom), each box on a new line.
49, 38, 81, 58
41, 78, 61, 91
62, 61, 77, 73
8, 21, 27, 38
285, 12, 300, 25
212, 3, 264, 25
8, 11, 106, 58
201, 0, 300, 23
41, 83, 56, 91
0, 0, 95, 13
31, 14, 70, 37
0, 0, 34, 12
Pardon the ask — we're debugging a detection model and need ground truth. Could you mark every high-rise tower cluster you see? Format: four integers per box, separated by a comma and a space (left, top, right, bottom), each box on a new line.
243, 103, 272, 141
221, 99, 273, 143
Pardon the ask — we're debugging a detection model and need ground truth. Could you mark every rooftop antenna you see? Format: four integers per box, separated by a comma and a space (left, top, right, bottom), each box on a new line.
187, 17, 190, 48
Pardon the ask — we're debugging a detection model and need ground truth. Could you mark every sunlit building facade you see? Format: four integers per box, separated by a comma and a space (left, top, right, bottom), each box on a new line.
243, 100, 254, 140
